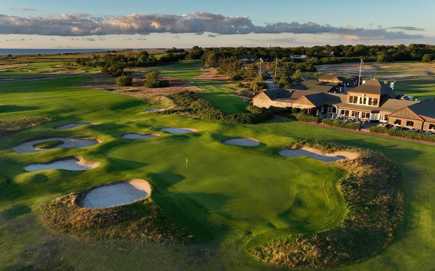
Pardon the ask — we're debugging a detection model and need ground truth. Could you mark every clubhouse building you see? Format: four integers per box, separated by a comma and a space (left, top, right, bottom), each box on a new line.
253, 78, 435, 133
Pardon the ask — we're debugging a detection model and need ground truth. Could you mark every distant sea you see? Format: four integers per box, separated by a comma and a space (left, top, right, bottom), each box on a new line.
0, 49, 114, 56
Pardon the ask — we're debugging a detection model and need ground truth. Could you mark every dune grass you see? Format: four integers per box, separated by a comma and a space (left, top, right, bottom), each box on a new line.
0, 62, 434, 271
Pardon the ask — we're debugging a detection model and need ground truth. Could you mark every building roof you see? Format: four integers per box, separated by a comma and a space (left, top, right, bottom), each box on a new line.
290, 90, 341, 107
348, 79, 393, 96
380, 99, 418, 113
292, 80, 335, 93
408, 99, 435, 120
263, 88, 292, 100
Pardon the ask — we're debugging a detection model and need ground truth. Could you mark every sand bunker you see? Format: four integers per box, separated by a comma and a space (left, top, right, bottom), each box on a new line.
79, 179, 152, 209
24, 157, 99, 172
279, 147, 359, 162
144, 108, 168, 113
223, 138, 261, 147
56, 121, 89, 130
161, 128, 197, 135
122, 133, 160, 140
14, 137, 99, 153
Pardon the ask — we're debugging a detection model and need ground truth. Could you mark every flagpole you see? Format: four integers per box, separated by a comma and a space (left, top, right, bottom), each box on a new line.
358, 58, 363, 86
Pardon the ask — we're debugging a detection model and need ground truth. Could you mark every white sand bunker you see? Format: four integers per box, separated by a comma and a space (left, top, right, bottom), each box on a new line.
161, 128, 197, 135
223, 138, 261, 147
279, 147, 360, 162
56, 121, 89, 130
79, 179, 152, 209
24, 157, 99, 172
122, 133, 160, 140
145, 108, 167, 113
14, 137, 99, 153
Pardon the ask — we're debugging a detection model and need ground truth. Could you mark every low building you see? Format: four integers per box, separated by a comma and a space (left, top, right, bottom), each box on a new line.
252, 88, 340, 115
387, 100, 435, 132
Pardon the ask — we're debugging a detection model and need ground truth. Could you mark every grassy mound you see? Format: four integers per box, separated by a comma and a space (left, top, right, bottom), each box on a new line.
34, 140, 64, 149
41, 193, 190, 243
250, 149, 404, 269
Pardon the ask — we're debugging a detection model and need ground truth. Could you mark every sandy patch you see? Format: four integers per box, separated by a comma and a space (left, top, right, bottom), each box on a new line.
79, 179, 152, 209
195, 68, 230, 81
279, 146, 360, 162
24, 157, 99, 172
122, 133, 160, 140
161, 128, 198, 135
14, 137, 100, 153
223, 138, 261, 147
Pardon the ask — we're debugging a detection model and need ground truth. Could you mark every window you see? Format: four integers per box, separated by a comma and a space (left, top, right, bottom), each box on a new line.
352, 111, 360, 118
363, 97, 367, 105
394, 119, 402, 125
373, 98, 378, 106
368, 98, 373, 105
429, 124, 435, 130
362, 112, 370, 119
406, 121, 414, 127
349, 96, 358, 104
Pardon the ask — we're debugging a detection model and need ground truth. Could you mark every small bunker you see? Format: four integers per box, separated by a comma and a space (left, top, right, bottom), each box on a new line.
24, 157, 99, 172
161, 128, 197, 135
79, 179, 152, 209
279, 147, 359, 162
13, 137, 99, 153
122, 133, 160, 140
223, 138, 261, 147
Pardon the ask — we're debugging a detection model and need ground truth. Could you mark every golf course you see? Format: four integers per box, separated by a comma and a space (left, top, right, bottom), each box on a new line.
0, 58, 434, 271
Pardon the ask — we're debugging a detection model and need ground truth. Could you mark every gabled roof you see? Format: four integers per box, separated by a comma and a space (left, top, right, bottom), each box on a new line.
290, 90, 341, 107
348, 79, 393, 96
408, 99, 435, 120
380, 99, 418, 113
263, 88, 292, 100
389, 107, 424, 121
292, 80, 335, 93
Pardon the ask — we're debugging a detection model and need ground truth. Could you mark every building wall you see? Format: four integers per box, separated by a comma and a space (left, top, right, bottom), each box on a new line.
346, 92, 381, 107
387, 116, 424, 130
423, 120, 435, 132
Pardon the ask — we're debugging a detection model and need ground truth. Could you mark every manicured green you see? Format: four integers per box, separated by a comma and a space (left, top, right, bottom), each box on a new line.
0, 62, 434, 271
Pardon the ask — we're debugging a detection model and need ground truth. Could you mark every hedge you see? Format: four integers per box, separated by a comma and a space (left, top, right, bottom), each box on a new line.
370, 126, 435, 142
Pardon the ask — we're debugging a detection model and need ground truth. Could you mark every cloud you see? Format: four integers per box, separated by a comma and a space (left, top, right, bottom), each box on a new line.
389, 26, 425, 31
11, 7, 38, 12
0, 12, 427, 41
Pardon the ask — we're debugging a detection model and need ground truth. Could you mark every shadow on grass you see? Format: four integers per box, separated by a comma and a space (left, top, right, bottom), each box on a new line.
0, 204, 32, 220
0, 105, 39, 113
149, 169, 230, 242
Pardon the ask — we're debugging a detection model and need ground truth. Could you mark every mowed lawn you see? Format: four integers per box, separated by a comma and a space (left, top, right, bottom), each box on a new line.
0, 68, 434, 270
159, 61, 249, 113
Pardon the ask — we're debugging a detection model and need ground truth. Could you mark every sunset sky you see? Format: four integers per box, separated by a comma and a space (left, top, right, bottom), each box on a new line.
0, 0, 434, 48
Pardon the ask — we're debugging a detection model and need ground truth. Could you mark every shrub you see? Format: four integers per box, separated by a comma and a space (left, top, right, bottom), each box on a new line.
294, 112, 320, 123
370, 126, 435, 142
322, 119, 361, 130
422, 54, 433, 63
116, 75, 133, 86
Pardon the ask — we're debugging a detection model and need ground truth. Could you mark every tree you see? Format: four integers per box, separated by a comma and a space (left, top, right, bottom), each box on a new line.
116, 75, 133, 86
250, 76, 265, 93
188, 46, 204, 59
422, 54, 433, 63
291, 70, 303, 81
144, 70, 169, 88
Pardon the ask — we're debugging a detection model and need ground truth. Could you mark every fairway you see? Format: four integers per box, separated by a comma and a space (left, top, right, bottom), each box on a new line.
0, 61, 434, 271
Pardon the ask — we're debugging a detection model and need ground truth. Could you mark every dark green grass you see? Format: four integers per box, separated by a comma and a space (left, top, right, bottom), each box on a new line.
0, 62, 434, 271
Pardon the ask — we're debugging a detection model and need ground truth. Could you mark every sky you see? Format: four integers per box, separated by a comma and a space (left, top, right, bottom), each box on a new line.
0, 0, 434, 48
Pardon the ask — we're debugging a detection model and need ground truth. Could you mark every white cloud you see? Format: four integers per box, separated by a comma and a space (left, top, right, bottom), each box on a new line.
0, 12, 427, 41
